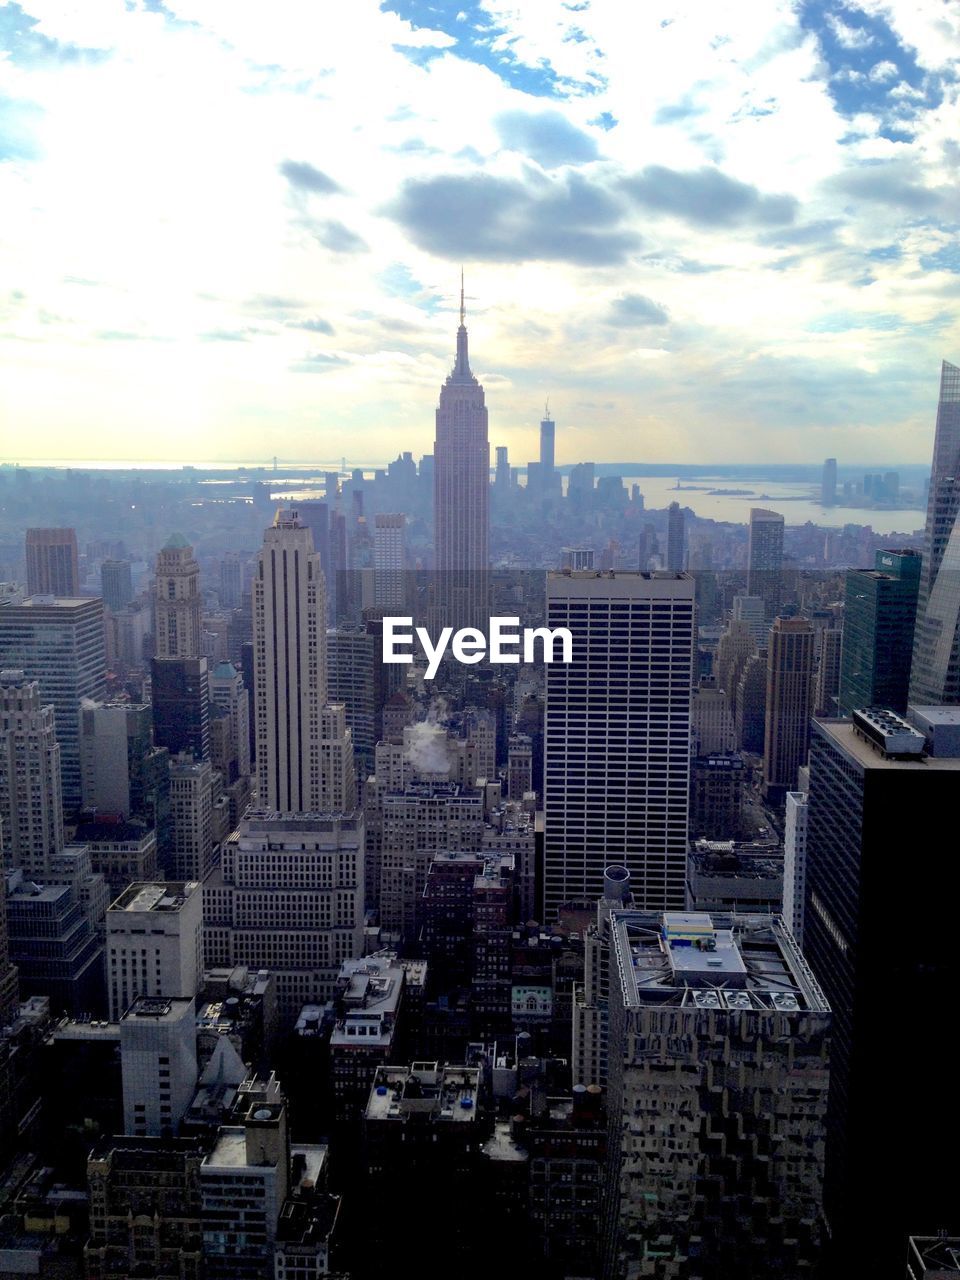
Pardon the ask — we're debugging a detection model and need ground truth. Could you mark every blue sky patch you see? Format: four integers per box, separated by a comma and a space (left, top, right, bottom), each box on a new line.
378, 262, 444, 313
919, 243, 960, 274
381, 0, 604, 97
0, 2, 110, 65
798, 1, 948, 141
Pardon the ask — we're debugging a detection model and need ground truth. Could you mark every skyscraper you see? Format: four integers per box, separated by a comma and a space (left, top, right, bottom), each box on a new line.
910, 360, 960, 703
0, 671, 64, 879
433, 277, 490, 634
373, 513, 406, 611
25, 527, 79, 597
379, 781, 484, 938
203, 811, 365, 1019
762, 617, 814, 800
120, 996, 198, 1138
296, 500, 333, 604
101, 559, 133, 613
218, 553, 243, 610
253, 509, 354, 814
0, 876, 19, 1026
805, 709, 960, 1271
539, 406, 556, 500
540, 407, 555, 474
154, 533, 201, 660
821, 457, 837, 506
783, 789, 808, 946
254, 508, 325, 811
494, 445, 510, 493
152, 535, 210, 762
0, 596, 106, 809
543, 571, 695, 920
209, 661, 251, 780
665, 501, 685, 571
326, 626, 376, 777
731, 593, 767, 647
151, 656, 210, 762
839, 549, 921, 716
747, 507, 785, 620
813, 625, 842, 718
168, 754, 217, 883
106, 880, 203, 1021
602, 909, 830, 1279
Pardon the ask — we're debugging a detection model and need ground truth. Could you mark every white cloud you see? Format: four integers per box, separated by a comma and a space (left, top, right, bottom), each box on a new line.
823, 13, 875, 49
0, 0, 954, 464
868, 59, 899, 82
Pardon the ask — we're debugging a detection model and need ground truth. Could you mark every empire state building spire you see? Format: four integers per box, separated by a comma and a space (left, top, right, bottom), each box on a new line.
450, 267, 475, 384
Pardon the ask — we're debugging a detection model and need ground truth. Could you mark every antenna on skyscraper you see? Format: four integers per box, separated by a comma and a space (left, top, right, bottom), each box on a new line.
459, 267, 465, 326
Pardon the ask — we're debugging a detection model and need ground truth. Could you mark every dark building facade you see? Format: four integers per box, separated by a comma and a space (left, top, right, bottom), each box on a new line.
805, 710, 960, 1275
151, 656, 210, 762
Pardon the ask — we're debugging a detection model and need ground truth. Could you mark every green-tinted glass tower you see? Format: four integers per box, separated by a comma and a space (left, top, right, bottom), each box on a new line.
838, 549, 921, 716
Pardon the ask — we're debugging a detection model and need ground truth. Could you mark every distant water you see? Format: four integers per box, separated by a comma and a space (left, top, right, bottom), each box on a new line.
619, 475, 927, 536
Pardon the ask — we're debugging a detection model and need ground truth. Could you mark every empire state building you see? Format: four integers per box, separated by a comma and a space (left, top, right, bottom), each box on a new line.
433, 278, 490, 633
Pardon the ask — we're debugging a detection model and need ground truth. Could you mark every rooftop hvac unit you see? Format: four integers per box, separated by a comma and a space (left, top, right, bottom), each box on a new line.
770, 992, 800, 1011
693, 991, 721, 1008
725, 991, 751, 1010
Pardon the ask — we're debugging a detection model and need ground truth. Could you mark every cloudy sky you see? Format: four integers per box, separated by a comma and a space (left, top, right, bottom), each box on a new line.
1, 0, 958, 467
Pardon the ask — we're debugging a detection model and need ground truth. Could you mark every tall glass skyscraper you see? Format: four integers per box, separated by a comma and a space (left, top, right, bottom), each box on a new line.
909, 359, 960, 703
839, 549, 921, 715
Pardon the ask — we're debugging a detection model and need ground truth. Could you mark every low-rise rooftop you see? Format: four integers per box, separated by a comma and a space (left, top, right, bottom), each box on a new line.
612, 910, 829, 1014
109, 881, 199, 913
365, 1063, 481, 1123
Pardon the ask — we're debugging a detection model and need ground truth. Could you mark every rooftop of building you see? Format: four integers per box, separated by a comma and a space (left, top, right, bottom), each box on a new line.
294, 1005, 328, 1038
121, 995, 195, 1025
689, 841, 783, 879
550, 569, 691, 581
77, 818, 154, 845
238, 809, 362, 834
547, 570, 695, 597
611, 910, 830, 1014
330, 954, 404, 1046
909, 705, 960, 727
482, 1118, 529, 1163
691, 753, 746, 770
88, 1134, 209, 1166
201, 966, 273, 1000
4, 596, 99, 611
277, 1191, 340, 1247
109, 881, 199, 914
907, 1235, 960, 1275
196, 997, 262, 1037
815, 717, 960, 771
202, 1126, 248, 1170
399, 957, 428, 986
168, 755, 210, 777
289, 1145, 326, 1192
52, 1016, 120, 1042
384, 780, 476, 799
365, 1062, 481, 1123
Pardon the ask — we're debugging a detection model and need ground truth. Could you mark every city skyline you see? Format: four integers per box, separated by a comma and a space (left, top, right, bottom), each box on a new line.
1, 3, 959, 467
